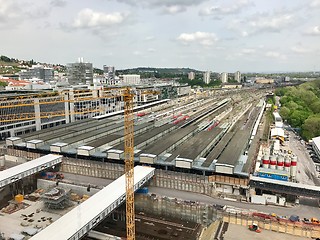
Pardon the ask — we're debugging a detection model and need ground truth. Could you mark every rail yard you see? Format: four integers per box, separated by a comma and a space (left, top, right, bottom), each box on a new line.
1, 88, 320, 239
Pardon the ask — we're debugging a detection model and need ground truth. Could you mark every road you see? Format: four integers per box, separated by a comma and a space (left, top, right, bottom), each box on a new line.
287, 129, 320, 186
62, 172, 320, 220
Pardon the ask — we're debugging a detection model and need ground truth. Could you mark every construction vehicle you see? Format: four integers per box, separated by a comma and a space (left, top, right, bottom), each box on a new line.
40, 172, 64, 180
248, 223, 261, 233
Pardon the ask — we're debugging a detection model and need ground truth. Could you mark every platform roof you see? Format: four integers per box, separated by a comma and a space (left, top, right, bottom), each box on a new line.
165, 128, 223, 162
217, 107, 259, 166
112, 124, 173, 151
30, 166, 155, 240
141, 125, 197, 156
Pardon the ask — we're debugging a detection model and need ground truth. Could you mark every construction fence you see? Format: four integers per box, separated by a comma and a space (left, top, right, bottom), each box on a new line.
222, 210, 320, 239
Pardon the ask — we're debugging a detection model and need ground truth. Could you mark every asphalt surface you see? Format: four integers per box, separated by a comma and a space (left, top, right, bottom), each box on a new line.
62, 172, 320, 220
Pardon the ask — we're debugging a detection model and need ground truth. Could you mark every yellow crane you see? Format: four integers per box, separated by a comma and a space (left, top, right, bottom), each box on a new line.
123, 87, 135, 240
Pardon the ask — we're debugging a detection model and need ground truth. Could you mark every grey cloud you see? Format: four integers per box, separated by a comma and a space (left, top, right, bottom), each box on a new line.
71, 9, 130, 29
306, 26, 320, 36
50, 0, 67, 7
116, 0, 208, 13
229, 10, 298, 36
199, 0, 253, 17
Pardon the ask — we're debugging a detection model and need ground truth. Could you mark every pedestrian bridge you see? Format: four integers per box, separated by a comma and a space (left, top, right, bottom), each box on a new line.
31, 166, 155, 240
0, 154, 62, 188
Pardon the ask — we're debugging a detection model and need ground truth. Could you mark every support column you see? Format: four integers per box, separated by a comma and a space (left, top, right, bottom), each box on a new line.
34, 98, 41, 131
64, 93, 70, 124
69, 90, 75, 122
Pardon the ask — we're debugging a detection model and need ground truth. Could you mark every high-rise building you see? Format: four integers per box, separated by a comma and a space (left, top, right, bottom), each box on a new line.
221, 72, 228, 83
19, 65, 54, 82
234, 71, 241, 82
103, 65, 116, 85
203, 71, 211, 84
66, 58, 93, 85
188, 72, 195, 80
120, 74, 141, 85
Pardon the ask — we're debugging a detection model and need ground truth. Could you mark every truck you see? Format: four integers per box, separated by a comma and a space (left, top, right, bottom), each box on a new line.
40, 172, 64, 180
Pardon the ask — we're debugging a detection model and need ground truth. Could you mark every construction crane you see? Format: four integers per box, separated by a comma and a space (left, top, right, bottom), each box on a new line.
1, 87, 159, 239
123, 87, 135, 240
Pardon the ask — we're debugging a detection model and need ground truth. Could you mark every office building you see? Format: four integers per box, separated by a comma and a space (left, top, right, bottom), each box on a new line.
221, 72, 228, 83
66, 58, 93, 85
121, 74, 141, 85
104, 66, 116, 85
234, 71, 241, 83
188, 72, 195, 80
19, 65, 54, 82
203, 71, 211, 84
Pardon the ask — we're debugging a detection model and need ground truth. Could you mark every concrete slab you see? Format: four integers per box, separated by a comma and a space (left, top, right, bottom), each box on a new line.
223, 223, 309, 240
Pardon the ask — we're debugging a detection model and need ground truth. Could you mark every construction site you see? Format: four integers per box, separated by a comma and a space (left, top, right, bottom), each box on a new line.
0, 87, 320, 239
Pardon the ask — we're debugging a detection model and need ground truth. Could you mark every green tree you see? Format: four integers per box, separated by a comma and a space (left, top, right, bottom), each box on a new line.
289, 110, 309, 127
279, 106, 290, 120
310, 101, 320, 114
302, 115, 320, 140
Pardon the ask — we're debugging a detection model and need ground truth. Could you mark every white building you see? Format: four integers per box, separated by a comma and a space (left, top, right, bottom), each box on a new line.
121, 74, 141, 85
221, 72, 228, 83
234, 71, 241, 82
203, 71, 211, 84
188, 72, 195, 80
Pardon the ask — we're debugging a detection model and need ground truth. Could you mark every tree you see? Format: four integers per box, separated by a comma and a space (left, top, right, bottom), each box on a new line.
289, 110, 309, 128
302, 115, 320, 140
279, 106, 290, 120
310, 101, 320, 114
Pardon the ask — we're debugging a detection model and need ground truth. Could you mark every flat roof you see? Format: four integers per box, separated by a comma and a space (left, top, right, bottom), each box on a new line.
0, 154, 62, 188
112, 124, 173, 151
250, 175, 320, 192
30, 166, 155, 240
84, 135, 121, 148
217, 107, 259, 166
165, 128, 223, 162
141, 125, 197, 156
52, 123, 124, 145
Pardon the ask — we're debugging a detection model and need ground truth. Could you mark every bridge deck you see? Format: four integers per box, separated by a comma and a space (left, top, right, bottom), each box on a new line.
30, 166, 155, 240
0, 154, 62, 188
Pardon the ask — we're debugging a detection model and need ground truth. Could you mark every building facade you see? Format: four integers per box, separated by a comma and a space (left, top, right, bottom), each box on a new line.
234, 71, 241, 82
67, 59, 93, 85
19, 65, 54, 82
203, 71, 211, 84
121, 74, 141, 85
188, 72, 195, 80
103, 65, 116, 85
221, 72, 228, 83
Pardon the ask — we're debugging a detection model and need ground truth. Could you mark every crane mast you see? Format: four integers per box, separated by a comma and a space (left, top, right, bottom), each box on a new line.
123, 87, 135, 240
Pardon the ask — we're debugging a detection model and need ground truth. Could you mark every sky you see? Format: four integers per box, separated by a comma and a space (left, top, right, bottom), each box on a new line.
0, 0, 319, 72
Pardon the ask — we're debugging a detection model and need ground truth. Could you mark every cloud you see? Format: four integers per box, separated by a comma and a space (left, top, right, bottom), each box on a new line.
291, 46, 309, 54
177, 32, 218, 46
147, 48, 156, 52
265, 51, 287, 60
306, 26, 320, 35
145, 36, 155, 41
199, 0, 253, 17
72, 8, 129, 29
50, 0, 67, 7
310, 0, 320, 7
162, 5, 186, 14
248, 13, 294, 33
0, 1, 22, 24
133, 50, 142, 55
241, 48, 256, 54
229, 10, 297, 36
116, 0, 208, 13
